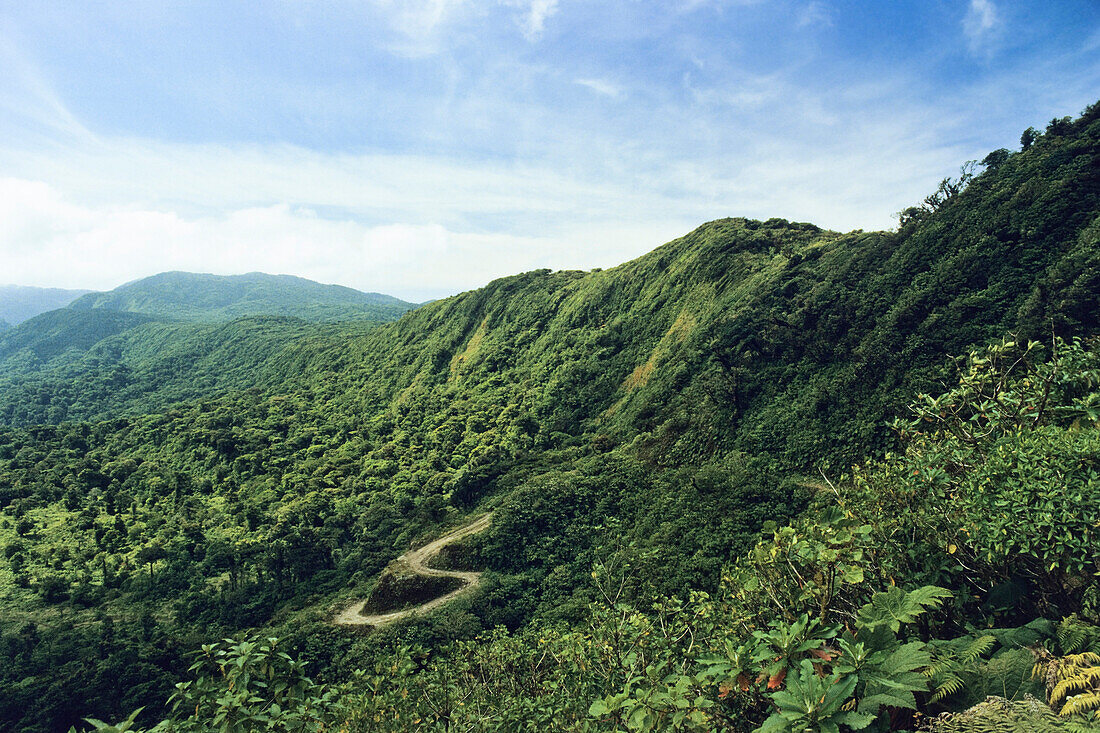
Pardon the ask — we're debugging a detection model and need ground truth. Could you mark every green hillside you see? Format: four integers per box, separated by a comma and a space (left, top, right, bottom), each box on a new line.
68, 271, 415, 323
0, 285, 93, 326
0, 274, 417, 426
0, 105, 1097, 732
0, 316, 372, 425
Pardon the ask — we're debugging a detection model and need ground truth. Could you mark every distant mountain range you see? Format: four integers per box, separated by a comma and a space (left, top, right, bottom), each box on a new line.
0, 284, 93, 326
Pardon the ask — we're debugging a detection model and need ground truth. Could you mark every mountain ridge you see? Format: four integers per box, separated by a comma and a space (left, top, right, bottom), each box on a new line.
0, 284, 94, 326
68, 270, 415, 322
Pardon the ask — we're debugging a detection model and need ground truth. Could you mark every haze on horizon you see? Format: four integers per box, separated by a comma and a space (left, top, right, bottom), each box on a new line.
1, 0, 1097, 302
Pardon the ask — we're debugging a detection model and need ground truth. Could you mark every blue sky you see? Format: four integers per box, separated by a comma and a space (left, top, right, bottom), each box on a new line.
1, 1, 1098, 301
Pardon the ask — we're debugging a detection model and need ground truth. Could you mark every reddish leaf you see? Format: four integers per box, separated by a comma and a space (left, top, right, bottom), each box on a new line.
767, 667, 787, 690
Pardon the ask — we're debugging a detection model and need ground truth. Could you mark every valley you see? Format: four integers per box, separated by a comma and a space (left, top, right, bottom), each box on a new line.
0, 104, 1097, 732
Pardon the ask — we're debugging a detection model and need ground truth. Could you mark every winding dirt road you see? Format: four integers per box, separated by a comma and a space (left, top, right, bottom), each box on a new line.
334, 513, 492, 627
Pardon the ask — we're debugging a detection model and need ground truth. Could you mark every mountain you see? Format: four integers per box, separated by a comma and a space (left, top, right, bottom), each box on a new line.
0, 284, 93, 325
0, 273, 417, 424
68, 271, 415, 322
0, 104, 1097, 732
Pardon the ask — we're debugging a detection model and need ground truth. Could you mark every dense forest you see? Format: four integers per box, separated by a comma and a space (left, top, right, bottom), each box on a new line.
0, 104, 1098, 732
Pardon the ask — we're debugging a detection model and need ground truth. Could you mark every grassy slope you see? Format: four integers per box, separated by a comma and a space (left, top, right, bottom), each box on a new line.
291, 108, 1099, 476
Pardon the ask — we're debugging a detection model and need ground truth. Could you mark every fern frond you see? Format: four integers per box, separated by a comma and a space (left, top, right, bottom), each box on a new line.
926, 694, 1085, 732
1043, 652, 1100, 717
929, 672, 965, 703
1052, 677, 1092, 711
1058, 616, 1100, 655
924, 633, 999, 704
960, 635, 997, 664
1065, 722, 1100, 733
856, 585, 951, 633
1071, 653, 1100, 667
1059, 692, 1100, 718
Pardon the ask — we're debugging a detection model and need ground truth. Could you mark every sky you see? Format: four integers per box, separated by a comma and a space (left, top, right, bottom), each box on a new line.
1, 1, 1098, 302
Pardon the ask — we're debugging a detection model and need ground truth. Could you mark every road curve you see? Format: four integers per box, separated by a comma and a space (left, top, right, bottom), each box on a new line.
334, 513, 492, 627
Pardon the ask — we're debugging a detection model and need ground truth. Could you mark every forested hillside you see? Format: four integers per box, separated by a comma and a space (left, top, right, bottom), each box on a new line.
0, 316, 376, 425
0, 105, 1098, 732
0, 273, 416, 425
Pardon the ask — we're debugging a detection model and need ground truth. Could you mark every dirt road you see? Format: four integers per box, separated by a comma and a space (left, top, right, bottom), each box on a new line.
334, 513, 492, 627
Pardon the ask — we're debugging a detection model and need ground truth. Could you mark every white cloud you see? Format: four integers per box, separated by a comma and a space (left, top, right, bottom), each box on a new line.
503, 0, 559, 40
0, 176, 691, 301
575, 77, 624, 98
963, 0, 1003, 56
346, 0, 558, 53
797, 1, 832, 29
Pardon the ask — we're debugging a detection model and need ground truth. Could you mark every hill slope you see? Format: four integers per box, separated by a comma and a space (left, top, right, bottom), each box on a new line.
0, 315, 370, 425
68, 271, 415, 322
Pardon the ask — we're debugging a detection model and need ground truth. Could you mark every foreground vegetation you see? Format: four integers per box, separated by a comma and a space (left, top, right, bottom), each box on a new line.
72, 336, 1100, 731
0, 104, 1097, 731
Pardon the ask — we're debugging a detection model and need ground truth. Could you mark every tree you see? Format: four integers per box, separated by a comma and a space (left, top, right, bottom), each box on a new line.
980, 148, 1011, 170
1021, 126, 1039, 150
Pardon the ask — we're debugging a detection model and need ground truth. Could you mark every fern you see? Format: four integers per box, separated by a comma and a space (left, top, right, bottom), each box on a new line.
927, 695, 1095, 732
1060, 692, 1100, 719
1058, 616, 1100, 655
926, 635, 997, 703
1039, 652, 1100, 720
855, 586, 952, 633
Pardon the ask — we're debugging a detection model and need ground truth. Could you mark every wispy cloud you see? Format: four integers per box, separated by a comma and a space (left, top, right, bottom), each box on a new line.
575, 77, 624, 98
1083, 27, 1100, 53
510, 0, 560, 40
797, 1, 832, 29
362, 0, 471, 57
359, 0, 559, 53
963, 0, 1003, 56
0, 36, 93, 143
